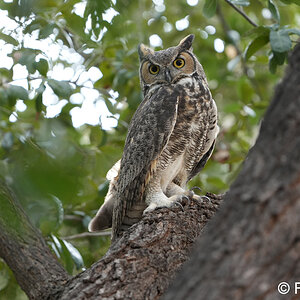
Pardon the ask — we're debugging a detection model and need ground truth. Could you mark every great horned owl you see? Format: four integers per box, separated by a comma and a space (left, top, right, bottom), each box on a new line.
89, 34, 219, 240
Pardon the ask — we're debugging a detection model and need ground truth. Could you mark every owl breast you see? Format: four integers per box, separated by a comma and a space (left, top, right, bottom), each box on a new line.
157, 73, 218, 189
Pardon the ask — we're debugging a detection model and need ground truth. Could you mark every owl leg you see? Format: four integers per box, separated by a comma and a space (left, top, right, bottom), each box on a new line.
166, 182, 210, 203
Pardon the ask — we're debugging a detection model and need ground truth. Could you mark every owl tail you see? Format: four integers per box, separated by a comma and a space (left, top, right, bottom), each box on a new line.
88, 196, 114, 231
88, 160, 120, 232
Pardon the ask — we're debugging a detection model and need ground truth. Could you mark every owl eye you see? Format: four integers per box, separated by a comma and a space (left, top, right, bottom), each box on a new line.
149, 64, 160, 75
173, 58, 185, 69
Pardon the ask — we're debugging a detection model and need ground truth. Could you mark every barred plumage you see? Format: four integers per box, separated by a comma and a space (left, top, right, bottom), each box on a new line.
88, 35, 219, 240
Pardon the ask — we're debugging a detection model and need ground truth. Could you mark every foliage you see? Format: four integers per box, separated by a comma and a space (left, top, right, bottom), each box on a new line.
0, 0, 299, 297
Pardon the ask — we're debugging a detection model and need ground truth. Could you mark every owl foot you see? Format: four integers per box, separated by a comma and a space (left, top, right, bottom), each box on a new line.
188, 187, 211, 203
143, 194, 189, 215
192, 193, 210, 202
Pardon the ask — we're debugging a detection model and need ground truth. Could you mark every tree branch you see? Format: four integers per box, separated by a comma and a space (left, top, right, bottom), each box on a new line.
224, 0, 258, 27
62, 231, 111, 240
0, 181, 69, 300
56, 194, 223, 300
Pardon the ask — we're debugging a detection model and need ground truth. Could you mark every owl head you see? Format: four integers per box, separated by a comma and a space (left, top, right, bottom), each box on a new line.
138, 34, 206, 95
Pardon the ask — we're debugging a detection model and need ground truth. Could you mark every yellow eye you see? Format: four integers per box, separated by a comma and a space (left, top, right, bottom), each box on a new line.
173, 58, 185, 69
149, 64, 160, 75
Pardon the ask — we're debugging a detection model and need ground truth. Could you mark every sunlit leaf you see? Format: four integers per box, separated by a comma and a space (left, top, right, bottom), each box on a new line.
50, 235, 74, 274
63, 240, 84, 270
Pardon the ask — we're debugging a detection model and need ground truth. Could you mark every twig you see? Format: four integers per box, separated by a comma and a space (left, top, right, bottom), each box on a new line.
62, 231, 111, 240
216, 4, 263, 100
224, 0, 258, 27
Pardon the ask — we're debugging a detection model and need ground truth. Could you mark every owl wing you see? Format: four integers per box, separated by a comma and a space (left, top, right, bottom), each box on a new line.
112, 85, 181, 238
187, 140, 215, 181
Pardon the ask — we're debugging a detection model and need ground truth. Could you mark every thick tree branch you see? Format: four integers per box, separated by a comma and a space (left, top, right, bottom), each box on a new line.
162, 43, 300, 300
0, 181, 69, 300
56, 194, 223, 300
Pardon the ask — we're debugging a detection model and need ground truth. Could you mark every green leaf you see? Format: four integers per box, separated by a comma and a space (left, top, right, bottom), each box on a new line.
270, 29, 292, 53
48, 79, 73, 99
38, 23, 56, 39
269, 51, 287, 73
50, 195, 64, 227
244, 34, 269, 60
49, 235, 75, 274
0, 31, 18, 46
283, 28, 300, 36
59, 239, 75, 274
268, 0, 280, 23
7, 85, 28, 100
203, 0, 217, 18
35, 93, 43, 113
269, 52, 277, 73
18, 49, 39, 74
244, 26, 270, 38
63, 240, 84, 270
35, 58, 49, 76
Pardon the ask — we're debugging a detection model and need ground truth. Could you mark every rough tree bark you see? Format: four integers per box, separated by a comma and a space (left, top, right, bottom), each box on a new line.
162, 43, 300, 300
0, 41, 299, 300
0, 181, 69, 299
0, 180, 222, 299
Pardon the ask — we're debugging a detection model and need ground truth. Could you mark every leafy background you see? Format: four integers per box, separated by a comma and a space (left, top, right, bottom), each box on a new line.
0, 0, 299, 298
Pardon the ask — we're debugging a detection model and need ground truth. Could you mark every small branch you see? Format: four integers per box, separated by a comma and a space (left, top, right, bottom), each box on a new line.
62, 231, 111, 240
217, 4, 263, 99
224, 0, 258, 27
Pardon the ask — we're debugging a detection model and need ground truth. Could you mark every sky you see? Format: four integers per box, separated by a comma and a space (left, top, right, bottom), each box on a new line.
0, 0, 229, 130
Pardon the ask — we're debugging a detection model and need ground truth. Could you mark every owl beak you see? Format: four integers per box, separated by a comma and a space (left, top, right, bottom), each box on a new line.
164, 68, 172, 83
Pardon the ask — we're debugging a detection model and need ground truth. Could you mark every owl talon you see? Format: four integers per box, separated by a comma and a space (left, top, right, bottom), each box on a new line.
190, 186, 202, 193
180, 194, 191, 206
174, 201, 184, 211
201, 195, 210, 202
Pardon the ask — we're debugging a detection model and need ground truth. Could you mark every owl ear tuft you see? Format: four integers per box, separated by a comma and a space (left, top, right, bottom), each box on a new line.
178, 34, 195, 51
138, 43, 154, 60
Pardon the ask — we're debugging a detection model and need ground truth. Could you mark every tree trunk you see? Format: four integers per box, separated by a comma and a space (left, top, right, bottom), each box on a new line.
0, 39, 299, 300
0, 181, 69, 300
162, 43, 300, 300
